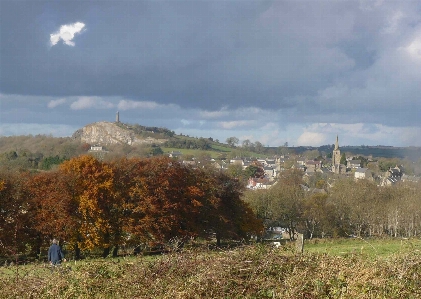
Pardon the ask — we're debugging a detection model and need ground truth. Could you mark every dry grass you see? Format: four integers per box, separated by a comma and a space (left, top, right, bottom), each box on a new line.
1, 243, 421, 298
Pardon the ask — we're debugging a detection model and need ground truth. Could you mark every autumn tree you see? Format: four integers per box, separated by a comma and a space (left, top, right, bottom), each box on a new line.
28, 170, 79, 257
124, 157, 205, 247
0, 171, 37, 258
59, 155, 119, 257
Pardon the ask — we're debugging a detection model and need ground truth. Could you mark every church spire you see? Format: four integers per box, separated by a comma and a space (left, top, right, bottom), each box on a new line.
334, 135, 339, 150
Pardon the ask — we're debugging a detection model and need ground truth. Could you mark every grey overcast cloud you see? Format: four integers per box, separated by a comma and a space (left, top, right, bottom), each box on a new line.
1, 0, 421, 147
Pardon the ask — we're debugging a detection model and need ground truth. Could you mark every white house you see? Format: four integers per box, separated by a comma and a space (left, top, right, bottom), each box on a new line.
347, 160, 361, 169
354, 168, 372, 180
90, 145, 103, 151
230, 158, 244, 166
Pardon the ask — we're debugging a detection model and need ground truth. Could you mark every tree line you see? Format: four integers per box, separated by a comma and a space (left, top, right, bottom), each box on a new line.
0, 155, 262, 260
164, 137, 212, 150
244, 169, 421, 240
122, 123, 175, 138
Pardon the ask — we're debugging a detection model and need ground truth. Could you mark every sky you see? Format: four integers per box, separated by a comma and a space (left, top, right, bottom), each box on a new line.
1, 0, 421, 147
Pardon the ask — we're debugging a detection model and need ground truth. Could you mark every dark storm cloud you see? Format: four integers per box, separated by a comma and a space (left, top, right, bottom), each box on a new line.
2, 0, 421, 146
1, 1, 274, 109
1, 0, 359, 111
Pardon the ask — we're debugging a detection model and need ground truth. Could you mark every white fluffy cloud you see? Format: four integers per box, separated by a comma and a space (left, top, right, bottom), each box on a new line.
47, 98, 66, 108
296, 132, 328, 147
70, 97, 114, 110
50, 22, 85, 47
199, 108, 230, 119
217, 120, 254, 129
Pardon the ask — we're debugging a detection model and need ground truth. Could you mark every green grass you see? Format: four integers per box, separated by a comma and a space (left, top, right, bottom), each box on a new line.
305, 237, 421, 258
162, 146, 262, 160
162, 147, 223, 159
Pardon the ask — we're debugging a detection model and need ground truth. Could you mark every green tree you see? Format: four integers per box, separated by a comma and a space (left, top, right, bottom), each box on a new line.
269, 169, 305, 240
242, 139, 252, 149
378, 158, 401, 172
302, 193, 332, 239
149, 145, 163, 156
226, 164, 246, 181
244, 169, 305, 240
226, 137, 239, 148
199, 169, 262, 246
40, 155, 66, 170
254, 141, 264, 154
244, 164, 265, 179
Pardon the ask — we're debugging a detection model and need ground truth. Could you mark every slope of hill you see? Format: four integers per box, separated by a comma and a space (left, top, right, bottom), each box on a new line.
72, 121, 168, 146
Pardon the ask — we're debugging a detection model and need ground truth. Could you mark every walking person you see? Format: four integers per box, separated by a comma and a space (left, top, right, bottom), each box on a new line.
48, 239, 66, 271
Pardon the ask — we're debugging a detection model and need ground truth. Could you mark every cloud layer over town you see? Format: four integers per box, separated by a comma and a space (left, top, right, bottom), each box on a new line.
1, 1, 421, 146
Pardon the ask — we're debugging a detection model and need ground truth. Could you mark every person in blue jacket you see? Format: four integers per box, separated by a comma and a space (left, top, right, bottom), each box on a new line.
48, 239, 66, 266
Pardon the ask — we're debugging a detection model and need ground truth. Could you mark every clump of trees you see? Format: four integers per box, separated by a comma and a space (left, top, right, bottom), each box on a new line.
164, 137, 212, 150
0, 156, 263, 260
119, 123, 175, 138
244, 169, 421, 240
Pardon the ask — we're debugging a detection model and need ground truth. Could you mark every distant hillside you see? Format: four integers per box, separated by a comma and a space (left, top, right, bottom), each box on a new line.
289, 145, 421, 161
4, 121, 421, 162
72, 121, 168, 146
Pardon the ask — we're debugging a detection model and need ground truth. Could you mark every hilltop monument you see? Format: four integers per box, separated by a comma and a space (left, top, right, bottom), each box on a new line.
116, 111, 120, 123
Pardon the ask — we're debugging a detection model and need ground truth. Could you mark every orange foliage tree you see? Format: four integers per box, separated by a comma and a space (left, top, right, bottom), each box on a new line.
0, 155, 264, 260
59, 155, 120, 257
124, 157, 205, 247
27, 170, 79, 257
0, 171, 37, 258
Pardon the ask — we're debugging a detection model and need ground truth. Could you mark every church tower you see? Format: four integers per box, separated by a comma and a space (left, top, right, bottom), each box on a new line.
332, 135, 341, 174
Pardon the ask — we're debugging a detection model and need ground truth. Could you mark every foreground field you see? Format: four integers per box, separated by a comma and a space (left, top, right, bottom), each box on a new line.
1, 240, 421, 298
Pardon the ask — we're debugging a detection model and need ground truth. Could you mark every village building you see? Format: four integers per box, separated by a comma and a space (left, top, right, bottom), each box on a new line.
354, 168, 372, 180
332, 135, 346, 174
305, 160, 322, 173
347, 160, 361, 169
230, 157, 244, 166
247, 177, 275, 190
89, 145, 103, 151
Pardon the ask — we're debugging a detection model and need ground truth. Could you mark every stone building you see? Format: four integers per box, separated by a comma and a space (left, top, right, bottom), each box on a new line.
332, 135, 345, 174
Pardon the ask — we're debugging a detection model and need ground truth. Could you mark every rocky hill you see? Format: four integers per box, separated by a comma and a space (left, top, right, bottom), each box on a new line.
72, 121, 167, 146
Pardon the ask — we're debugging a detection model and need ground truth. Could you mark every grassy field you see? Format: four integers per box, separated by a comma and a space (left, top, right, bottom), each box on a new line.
161, 146, 260, 159
2, 239, 421, 298
304, 237, 421, 258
